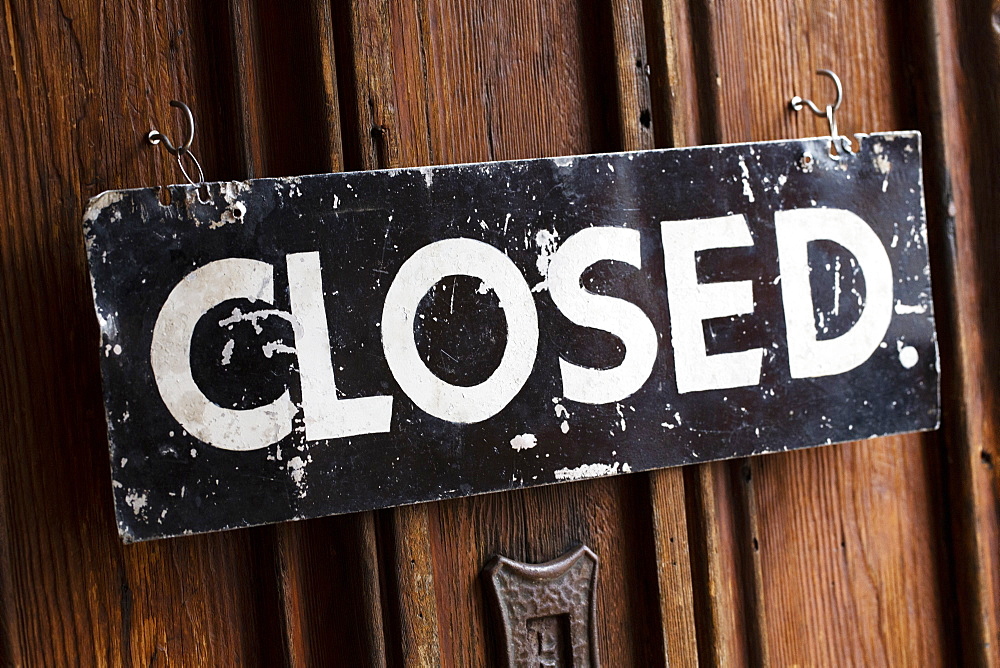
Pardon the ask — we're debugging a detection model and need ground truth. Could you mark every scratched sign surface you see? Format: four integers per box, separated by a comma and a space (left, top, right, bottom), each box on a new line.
84, 132, 938, 541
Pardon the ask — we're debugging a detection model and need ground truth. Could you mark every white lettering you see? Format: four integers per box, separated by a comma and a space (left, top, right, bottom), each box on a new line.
287, 251, 393, 440
150, 258, 296, 451
548, 227, 658, 403
661, 215, 763, 394
381, 238, 539, 423
775, 207, 893, 378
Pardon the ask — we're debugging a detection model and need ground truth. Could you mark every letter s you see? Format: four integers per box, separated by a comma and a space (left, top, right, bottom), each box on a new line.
548, 226, 658, 404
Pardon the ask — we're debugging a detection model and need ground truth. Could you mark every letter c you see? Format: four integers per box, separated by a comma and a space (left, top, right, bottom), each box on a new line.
150, 258, 296, 451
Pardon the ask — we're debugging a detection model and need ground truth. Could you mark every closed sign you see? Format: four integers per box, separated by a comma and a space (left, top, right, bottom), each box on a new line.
84, 132, 938, 541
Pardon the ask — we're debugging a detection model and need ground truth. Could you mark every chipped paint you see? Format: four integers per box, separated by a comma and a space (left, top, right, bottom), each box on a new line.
84, 190, 124, 223
554, 461, 631, 481
738, 156, 755, 202
125, 490, 148, 516
894, 300, 928, 315
531, 228, 560, 293
220, 339, 235, 365
510, 433, 537, 451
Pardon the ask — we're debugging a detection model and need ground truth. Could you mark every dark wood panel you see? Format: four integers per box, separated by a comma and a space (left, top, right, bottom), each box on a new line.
0, 1, 288, 664
0, 0, 989, 665
909, 0, 1000, 663
413, 0, 619, 164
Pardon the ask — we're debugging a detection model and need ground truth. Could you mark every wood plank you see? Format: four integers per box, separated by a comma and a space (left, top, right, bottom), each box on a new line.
338, 0, 401, 171
611, 0, 655, 151
908, 0, 1000, 663
379, 505, 442, 667
641, 0, 700, 148
646, 470, 698, 667
694, 0, 954, 664
682, 464, 755, 667
0, 1, 288, 664
609, 1, 700, 665
336, 3, 442, 665
227, 0, 266, 178
225, 1, 388, 664
371, 2, 668, 666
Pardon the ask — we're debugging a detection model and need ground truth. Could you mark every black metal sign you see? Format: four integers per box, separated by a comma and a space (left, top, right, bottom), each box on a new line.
84, 132, 938, 541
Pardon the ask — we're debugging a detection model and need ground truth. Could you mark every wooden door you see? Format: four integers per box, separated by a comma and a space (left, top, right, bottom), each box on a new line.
0, 0, 997, 665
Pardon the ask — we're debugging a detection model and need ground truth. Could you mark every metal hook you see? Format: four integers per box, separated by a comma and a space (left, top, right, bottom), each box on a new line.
148, 101, 195, 156
147, 100, 204, 185
790, 70, 853, 156
790, 69, 842, 118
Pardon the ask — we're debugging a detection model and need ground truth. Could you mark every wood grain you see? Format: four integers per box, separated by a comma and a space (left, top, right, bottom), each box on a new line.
379, 505, 443, 667
909, 0, 1000, 663
683, 463, 755, 667
642, 0, 700, 148
0, 1, 288, 664
0, 0, 993, 665
694, 0, 954, 665
646, 471, 698, 666
611, 0, 655, 151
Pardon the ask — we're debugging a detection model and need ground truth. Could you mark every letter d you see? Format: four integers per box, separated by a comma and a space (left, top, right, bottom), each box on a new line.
775, 207, 893, 379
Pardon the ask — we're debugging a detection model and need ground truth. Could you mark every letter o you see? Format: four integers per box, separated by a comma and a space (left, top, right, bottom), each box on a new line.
381, 238, 538, 423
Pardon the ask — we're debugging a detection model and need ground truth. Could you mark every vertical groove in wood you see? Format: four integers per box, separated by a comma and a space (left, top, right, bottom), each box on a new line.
0, 442, 13, 667
230, 0, 346, 172
228, 0, 266, 178
335, 2, 442, 665
686, 0, 723, 145
908, 0, 1000, 663
611, 0, 655, 151
308, 0, 345, 173
728, 460, 769, 666
641, 0, 700, 148
683, 464, 752, 667
610, 1, 699, 665
224, 2, 387, 665
339, 0, 400, 172
353, 513, 391, 667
